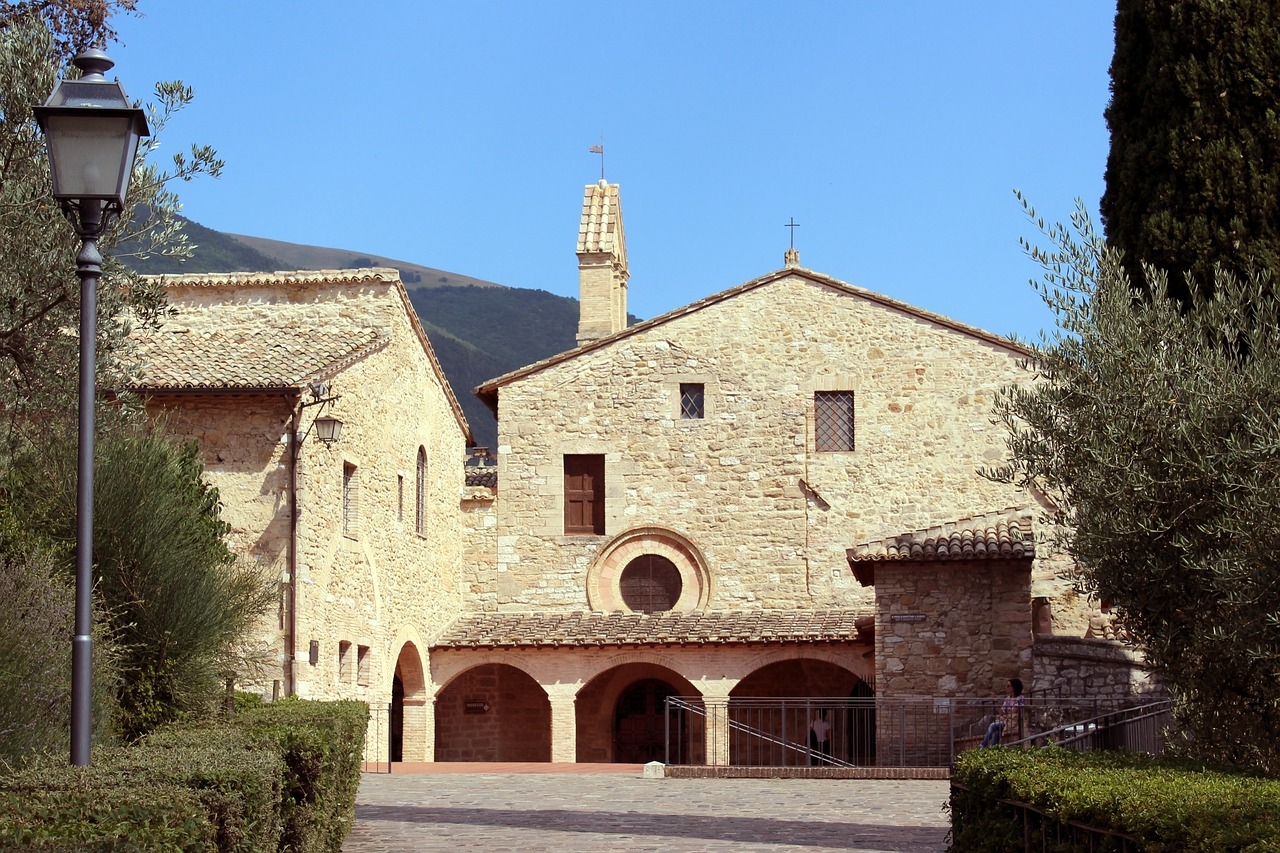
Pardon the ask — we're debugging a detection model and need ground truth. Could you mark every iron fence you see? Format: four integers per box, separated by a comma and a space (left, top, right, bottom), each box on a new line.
362, 701, 434, 771
665, 695, 1172, 768
1009, 700, 1171, 755
364, 703, 392, 773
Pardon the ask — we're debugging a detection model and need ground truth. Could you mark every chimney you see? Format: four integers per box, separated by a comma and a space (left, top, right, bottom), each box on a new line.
576, 179, 628, 346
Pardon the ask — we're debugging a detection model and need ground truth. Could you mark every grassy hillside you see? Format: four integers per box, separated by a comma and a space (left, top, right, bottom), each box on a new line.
116, 216, 287, 273
407, 286, 582, 447
227, 234, 504, 290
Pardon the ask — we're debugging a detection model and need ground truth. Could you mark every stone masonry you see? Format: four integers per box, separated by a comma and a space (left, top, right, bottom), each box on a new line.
133, 269, 470, 760
473, 266, 1050, 616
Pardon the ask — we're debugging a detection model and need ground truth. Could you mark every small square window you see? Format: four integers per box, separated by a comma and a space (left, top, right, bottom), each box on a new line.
815, 391, 855, 451
679, 383, 704, 419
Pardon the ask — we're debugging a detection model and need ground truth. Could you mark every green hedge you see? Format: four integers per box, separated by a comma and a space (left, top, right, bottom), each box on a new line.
0, 699, 368, 852
240, 699, 367, 852
950, 748, 1280, 852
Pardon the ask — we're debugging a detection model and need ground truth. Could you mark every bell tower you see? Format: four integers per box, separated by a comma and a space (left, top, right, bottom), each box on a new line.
576, 180, 628, 346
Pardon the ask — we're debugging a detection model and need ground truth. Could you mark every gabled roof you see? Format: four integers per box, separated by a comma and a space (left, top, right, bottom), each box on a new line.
129, 268, 473, 444
474, 265, 1030, 411
432, 609, 874, 650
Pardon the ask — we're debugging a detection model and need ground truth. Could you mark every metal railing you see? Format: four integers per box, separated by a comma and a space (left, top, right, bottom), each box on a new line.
1008, 699, 1171, 755
363, 703, 392, 773
361, 701, 437, 770
664, 695, 1172, 768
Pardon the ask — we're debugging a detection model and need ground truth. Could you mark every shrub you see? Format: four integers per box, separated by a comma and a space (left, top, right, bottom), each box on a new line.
951, 748, 1280, 852
0, 770, 216, 851
237, 700, 368, 853
0, 506, 119, 767
0, 699, 367, 852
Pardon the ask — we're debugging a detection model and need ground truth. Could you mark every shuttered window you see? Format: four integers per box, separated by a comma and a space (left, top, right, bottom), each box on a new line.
564, 454, 605, 535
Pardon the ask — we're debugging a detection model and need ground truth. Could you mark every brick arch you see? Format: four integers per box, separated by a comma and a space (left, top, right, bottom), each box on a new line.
730, 655, 871, 768
434, 663, 551, 762
738, 646, 875, 689
575, 662, 702, 763
587, 526, 711, 612
391, 642, 428, 762
431, 650, 546, 694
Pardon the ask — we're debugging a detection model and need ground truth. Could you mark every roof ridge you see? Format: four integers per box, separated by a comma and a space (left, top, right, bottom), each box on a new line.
473, 266, 1030, 408
147, 268, 401, 288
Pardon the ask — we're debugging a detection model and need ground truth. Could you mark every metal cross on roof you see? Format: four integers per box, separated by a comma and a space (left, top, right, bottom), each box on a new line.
785, 217, 800, 249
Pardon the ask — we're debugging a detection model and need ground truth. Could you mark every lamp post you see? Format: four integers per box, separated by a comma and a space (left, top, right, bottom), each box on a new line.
35, 50, 150, 767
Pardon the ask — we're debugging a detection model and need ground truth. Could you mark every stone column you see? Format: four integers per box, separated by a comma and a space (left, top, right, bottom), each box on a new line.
547, 685, 578, 763
402, 696, 431, 762
700, 684, 734, 766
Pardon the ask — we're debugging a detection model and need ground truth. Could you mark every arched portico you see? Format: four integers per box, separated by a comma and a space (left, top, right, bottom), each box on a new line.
435, 663, 551, 761
575, 662, 700, 763
729, 657, 870, 766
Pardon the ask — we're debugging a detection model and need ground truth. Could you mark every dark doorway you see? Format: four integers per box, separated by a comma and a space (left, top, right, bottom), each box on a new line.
390, 673, 404, 763
849, 679, 876, 765
614, 678, 677, 763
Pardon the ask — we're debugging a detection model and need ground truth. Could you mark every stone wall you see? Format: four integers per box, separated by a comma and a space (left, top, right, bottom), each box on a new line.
142, 272, 468, 755
875, 559, 1033, 698
478, 273, 1059, 619
460, 485, 498, 611
1032, 635, 1165, 700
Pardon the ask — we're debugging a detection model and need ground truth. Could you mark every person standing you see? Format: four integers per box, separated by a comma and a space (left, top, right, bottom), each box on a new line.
809, 709, 832, 765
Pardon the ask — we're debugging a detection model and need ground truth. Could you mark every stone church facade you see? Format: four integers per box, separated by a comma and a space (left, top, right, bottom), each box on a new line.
130, 183, 1111, 766
435, 180, 1087, 763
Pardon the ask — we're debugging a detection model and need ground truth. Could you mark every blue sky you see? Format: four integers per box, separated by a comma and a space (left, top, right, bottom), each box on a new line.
111, 2, 1116, 342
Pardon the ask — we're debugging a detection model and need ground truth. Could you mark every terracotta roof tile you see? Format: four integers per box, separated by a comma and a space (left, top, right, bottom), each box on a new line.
432, 610, 872, 650
576, 180, 626, 262
464, 469, 497, 488
125, 269, 475, 446
131, 327, 388, 390
848, 509, 1034, 564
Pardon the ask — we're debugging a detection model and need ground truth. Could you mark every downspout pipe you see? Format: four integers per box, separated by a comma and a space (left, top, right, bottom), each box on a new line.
287, 395, 301, 697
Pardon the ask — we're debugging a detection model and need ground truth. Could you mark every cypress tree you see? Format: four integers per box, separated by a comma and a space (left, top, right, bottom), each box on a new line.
1101, 0, 1280, 302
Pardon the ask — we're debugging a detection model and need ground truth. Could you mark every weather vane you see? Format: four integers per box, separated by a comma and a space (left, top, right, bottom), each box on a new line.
785, 217, 800, 249
589, 135, 604, 181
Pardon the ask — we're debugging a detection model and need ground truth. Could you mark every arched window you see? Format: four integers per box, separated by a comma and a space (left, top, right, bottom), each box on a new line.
415, 446, 427, 536
619, 554, 682, 613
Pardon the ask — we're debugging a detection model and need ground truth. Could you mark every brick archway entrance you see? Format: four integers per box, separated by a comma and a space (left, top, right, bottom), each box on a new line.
392, 642, 427, 762
729, 658, 866, 766
576, 663, 700, 763
613, 678, 678, 763
434, 664, 551, 761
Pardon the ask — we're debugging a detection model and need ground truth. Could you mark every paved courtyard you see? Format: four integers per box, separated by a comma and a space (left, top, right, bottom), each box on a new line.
344, 765, 951, 852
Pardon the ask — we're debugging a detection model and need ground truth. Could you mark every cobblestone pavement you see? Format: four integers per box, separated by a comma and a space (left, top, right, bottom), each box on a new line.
344, 767, 951, 852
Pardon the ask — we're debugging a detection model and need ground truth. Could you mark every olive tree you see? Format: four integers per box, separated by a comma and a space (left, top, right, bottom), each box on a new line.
991, 195, 1280, 775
